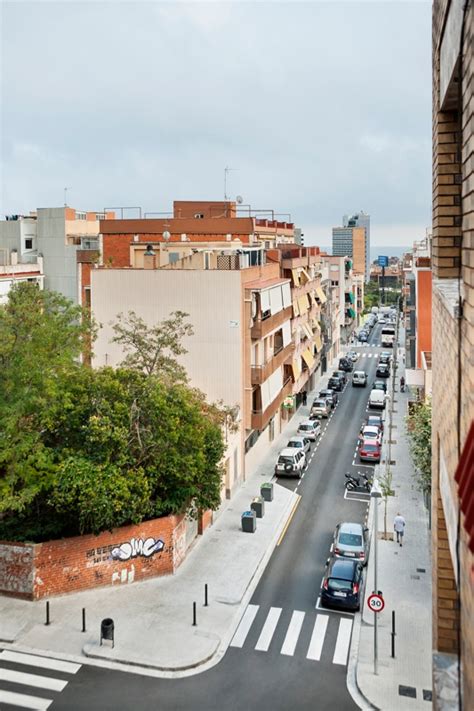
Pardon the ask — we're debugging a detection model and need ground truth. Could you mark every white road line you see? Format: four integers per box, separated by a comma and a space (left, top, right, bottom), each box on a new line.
0, 651, 80, 675
0, 690, 53, 710
230, 604, 259, 647
0, 668, 67, 692
255, 607, 282, 652
333, 618, 353, 665
307, 614, 329, 661
281, 610, 305, 656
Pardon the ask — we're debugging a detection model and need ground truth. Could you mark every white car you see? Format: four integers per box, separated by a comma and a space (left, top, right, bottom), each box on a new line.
287, 436, 311, 455
377, 316, 386, 324
297, 419, 322, 441
361, 425, 383, 444
274, 448, 306, 477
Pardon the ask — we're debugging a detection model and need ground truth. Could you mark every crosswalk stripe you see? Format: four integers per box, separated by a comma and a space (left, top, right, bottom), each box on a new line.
368, 354, 373, 358
281, 610, 305, 656
255, 607, 282, 652
230, 604, 259, 648
332, 618, 353, 665
0, 668, 67, 692
0, 689, 52, 710
306, 614, 329, 661
0, 651, 80, 675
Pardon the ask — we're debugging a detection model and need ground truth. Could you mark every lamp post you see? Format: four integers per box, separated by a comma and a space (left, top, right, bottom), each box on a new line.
370, 480, 382, 675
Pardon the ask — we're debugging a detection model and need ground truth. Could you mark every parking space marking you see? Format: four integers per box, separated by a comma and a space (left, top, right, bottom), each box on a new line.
344, 489, 370, 503
314, 598, 356, 616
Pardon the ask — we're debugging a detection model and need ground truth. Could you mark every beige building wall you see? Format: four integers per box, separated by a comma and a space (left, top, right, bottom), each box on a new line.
352, 227, 366, 278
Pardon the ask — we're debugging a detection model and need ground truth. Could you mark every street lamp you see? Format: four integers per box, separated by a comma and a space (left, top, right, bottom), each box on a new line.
370, 480, 382, 675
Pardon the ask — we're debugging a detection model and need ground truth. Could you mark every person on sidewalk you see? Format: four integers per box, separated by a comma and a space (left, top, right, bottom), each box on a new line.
394, 513, 406, 547
302, 391, 307, 406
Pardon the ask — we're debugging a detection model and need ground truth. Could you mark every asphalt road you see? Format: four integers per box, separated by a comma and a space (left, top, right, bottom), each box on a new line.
2, 325, 384, 711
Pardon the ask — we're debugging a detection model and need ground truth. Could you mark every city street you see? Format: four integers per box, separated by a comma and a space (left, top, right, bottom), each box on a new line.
0, 326, 386, 711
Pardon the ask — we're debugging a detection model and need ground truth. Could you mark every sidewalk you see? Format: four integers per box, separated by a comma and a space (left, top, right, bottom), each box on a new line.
0, 357, 340, 677
354, 335, 432, 709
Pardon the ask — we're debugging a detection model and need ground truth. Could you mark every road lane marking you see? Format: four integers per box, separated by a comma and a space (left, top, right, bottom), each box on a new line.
0, 652, 80, 674
276, 495, 301, 546
0, 668, 67, 692
333, 618, 353, 665
255, 607, 282, 651
281, 610, 305, 656
307, 614, 329, 661
230, 604, 259, 648
0, 690, 52, 710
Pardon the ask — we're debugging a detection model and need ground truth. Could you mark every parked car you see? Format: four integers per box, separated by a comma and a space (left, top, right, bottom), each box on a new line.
373, 379, 387, 393
376, 363, 390, 378
360, 425, 383, 444
378, 354, 391, 365
346, 350, 359, 363
352, 370, 367, 387
377, 316, 386, 324
332, 522, 369, 565
310, 399, 330, 419
274, 448, 306, 477
287, 436, 311, 455
320, 558, 363, 611
297, 419, 321, 441
368, 389, 386, 409
358, 331, 368, 343
338, 357, 353, 372
316, 393, 333, 410
327, 376, 343, 392
332, 370, 347, 385
359, 438, 381, 462
366, 414, 384, 434
319, 389, 338, 407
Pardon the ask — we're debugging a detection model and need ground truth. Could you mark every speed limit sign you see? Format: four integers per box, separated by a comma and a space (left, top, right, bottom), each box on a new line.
367, 593, 385, 613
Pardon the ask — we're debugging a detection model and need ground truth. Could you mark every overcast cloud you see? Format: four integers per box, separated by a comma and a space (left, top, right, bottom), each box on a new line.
1, 1, 432, 247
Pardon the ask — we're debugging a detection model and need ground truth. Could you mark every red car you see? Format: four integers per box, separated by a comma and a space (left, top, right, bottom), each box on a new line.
358, 438, 381, 463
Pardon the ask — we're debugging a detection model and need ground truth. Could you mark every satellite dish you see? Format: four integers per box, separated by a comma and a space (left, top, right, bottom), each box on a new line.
236, 195, 243, 204
162, 230, 171, 241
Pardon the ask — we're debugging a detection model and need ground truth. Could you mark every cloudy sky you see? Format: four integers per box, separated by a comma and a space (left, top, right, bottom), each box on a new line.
1, 0, 431, 248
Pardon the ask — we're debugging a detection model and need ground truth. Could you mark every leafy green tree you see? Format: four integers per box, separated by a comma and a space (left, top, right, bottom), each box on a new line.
406, 399, 432, 494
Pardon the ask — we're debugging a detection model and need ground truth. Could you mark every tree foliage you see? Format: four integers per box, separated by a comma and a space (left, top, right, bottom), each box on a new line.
406, 399, 432, 494
0, 285, 226, 541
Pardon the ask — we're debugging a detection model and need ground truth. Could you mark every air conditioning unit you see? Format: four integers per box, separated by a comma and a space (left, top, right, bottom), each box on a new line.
226, 234, 232, 241
181, 233, 187, 241
194, 213, 204, 219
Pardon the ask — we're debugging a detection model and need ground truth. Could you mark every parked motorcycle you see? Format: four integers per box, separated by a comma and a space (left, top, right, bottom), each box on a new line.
344, 472, 373, 492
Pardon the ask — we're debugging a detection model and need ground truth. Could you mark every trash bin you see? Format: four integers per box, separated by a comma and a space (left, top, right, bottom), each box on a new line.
260, 482, 274, 502
241, 510, 257, 533
100, 618, 115, 648
251, 496, 265, 518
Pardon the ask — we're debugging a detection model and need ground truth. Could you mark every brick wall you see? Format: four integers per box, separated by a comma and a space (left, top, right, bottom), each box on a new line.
0, 514, 186, 600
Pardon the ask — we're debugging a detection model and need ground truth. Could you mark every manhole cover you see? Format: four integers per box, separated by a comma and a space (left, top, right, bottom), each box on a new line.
399, 686, 417, 699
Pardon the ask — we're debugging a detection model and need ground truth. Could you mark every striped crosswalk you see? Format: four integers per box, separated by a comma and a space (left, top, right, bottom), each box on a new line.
230, 605, 353, 666
0, 650, 80, 710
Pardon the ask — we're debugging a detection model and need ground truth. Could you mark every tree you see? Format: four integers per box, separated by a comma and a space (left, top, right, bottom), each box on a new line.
406, 399, 432, 495
112, 310, 194, 382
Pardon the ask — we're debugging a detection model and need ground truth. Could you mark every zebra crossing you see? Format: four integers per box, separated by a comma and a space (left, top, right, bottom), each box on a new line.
0, 650, 80, 710
230, 605, 353, 666
358, 350, 381, 358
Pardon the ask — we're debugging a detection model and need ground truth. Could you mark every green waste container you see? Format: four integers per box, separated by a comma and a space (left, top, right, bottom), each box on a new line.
251, 497, 265, 518
261, 482, 274, 502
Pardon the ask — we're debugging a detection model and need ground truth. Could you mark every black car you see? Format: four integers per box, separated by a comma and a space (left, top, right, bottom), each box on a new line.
373, 379, 387, 393
327, 376, 343, 392
376, 364, 390, 378
332, 370, 347, 385
338, 357, 353, 372
319, 389, 339, 408
320, 558, 363, 611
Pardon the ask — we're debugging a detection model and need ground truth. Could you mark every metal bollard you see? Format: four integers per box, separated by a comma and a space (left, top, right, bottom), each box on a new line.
204, 584, 208, 607
82, 608, 86, 633
391, 610, 396, 658
45, 601, 50, 626
192, 601, 197, 626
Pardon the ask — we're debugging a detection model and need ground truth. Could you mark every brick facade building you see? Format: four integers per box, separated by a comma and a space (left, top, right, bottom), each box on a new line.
431, 1, 473, 707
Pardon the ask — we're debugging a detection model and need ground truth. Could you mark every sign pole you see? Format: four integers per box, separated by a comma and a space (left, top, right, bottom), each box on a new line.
374, 495, 378, 675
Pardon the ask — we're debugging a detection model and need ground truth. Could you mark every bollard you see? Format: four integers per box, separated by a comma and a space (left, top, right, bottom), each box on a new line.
391, 610, 396, 658
45, 601, 50, 626
204, 584, 208, 607
82, 608, 86, 633
192, 601, 197, 626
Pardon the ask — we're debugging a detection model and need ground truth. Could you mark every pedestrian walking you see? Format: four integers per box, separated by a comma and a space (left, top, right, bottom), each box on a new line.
394, 513, 406, 547
302, 391, 307, 406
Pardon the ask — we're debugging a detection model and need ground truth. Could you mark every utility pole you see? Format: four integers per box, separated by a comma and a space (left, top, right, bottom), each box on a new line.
371, 482, 382, 675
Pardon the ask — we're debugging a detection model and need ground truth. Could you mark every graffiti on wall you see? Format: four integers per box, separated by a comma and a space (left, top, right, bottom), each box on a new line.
111, 537, 165, 561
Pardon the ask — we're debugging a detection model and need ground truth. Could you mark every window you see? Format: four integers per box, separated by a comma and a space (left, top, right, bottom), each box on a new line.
24, 238, 33, 250
75, 211, 86, 220
95, 213, 106, 220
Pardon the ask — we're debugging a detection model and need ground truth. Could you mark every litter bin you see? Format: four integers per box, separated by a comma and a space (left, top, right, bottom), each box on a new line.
251, 496, 265, 518
260, 482, 274, 502
241, 510, 257, 533
100, 618, 115, 648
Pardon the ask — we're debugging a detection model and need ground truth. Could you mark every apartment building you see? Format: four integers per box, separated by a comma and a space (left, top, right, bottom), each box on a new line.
332, 211, 371, 282
344, 211, 371, 281
431, 1, 474, 708
0, 214, 44, 301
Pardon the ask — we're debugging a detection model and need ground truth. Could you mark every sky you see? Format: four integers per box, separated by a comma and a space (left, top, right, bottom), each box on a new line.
0, 0, 432, 248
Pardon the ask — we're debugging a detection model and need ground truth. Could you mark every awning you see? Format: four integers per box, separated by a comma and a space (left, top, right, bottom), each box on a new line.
298, 294, 309, 313
346, 307, 356, 318
313, 332, 323, 353
282, 321, 292, 347
292, 299, 300, 317
260, 290, 271, 313
302, 348, 315, 369
300, 268, 311, 285
302, 323, 313, 340
311, 317, 321, 331
282, 282, 292, 308
291, 359, 302, 381
291, 269, 300, 287
347, 291, 355, 304
315, 286, 327, 304
405, 368, 424, 386
308, 290, 318, 307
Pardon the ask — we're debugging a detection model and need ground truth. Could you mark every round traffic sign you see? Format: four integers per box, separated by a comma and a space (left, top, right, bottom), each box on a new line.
367, 593, 385, 613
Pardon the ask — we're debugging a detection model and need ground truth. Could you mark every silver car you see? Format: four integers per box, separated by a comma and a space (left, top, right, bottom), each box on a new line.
332, 522, 369, 566
297, 419, 322, 441
287, 436, 311, 455
311, 399, 330, 418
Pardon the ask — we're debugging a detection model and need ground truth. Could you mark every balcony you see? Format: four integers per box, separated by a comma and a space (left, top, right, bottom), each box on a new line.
251, 305, 292, 339
251, 377, 293, 430
76, 249, 100, 264
251, 342, 294, 385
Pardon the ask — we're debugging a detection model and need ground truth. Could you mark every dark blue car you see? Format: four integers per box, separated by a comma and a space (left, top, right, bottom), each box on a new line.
320, 558, 363, 611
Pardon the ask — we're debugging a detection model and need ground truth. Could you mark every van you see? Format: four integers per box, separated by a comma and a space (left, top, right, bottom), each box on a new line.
352, 370, 367, 387
368, 389, 385, 410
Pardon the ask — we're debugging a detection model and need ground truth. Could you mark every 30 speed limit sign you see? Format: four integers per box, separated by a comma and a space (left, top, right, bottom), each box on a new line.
367, 593, 385, 613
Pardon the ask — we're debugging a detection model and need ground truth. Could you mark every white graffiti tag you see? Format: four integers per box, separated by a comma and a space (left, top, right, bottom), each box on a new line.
111, 537, 164, 561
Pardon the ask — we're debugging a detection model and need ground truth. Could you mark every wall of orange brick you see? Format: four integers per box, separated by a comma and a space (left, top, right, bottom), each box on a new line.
416, 270, 432, 368
0, 514, 186, 600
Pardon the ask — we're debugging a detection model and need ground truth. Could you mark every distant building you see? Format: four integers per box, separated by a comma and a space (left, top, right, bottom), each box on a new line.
344, 211, 370, 281
0, 214, 44, 301
332, 211, 370, 282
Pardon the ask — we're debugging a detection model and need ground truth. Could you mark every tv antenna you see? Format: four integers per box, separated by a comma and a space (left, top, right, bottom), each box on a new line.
64, 187, 70, 207
224, 166, 238, 201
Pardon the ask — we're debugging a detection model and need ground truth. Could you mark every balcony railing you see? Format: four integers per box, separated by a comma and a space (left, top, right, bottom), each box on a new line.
251, 342, 294, 385
251, 377, 293, 431
251, 305, 292, 340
